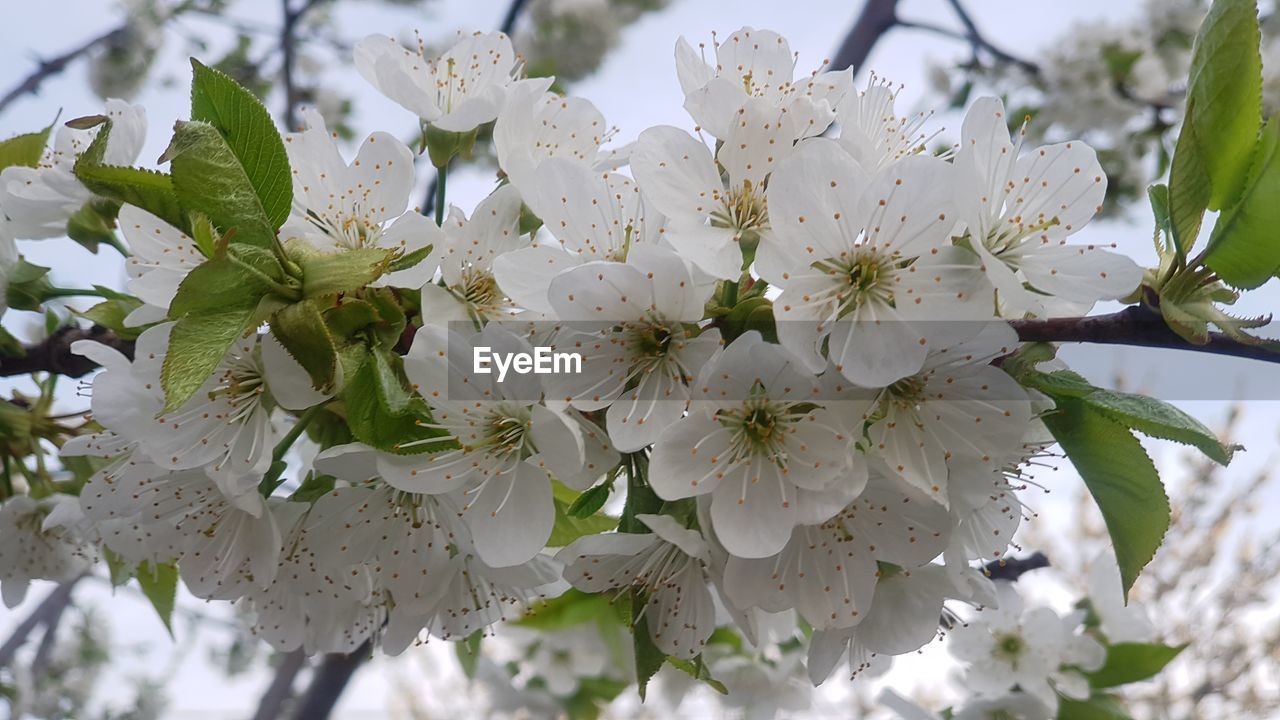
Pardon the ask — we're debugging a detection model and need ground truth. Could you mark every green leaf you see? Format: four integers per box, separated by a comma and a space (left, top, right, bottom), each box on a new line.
78, 295, 145, 340
68, 114, 189, 234
550, 483, 619, 547
1147, 183, 1172, 241
0, 125, 52, 171
135, 561, 179, 636
190, 59, 293, 228
1042, 397, 1169, 600
1086, 642, 1187, 688
1079, 390, 1236, 465
169, 253, 274, 319
100, 547, 132, 587
1203, 117, 1280, 288
161, 308, 255, 410
163, 120, 276, 248
297, 248, 393, 299
0, 327, 24, 358
722, 295, 777, 343
455, 630, 482, 679
666, 656, 729, 695
631, 594, 666, 700
1183, 0, 1263, 211
65, 199, 123, 254
271, 300, 339, 393
1023, 371, 1236, 464
567, 481, 612, 519
388, 243, 434, 274
342, 349, 451, 454
517, 589, 616, 631
1058, 693, 1134, 720
1168, 100, 1211, 259
324, 300, 381, 339
368, 345, 411, 415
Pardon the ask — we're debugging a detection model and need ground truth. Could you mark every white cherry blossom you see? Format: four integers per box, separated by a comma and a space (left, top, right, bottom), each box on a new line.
835, 78, 936, 173
421, 183, 527, 324
955, 96, 1142, 317
355, 31, 523, 132
722, 470, 950, 630
356, 324, 615, 567
493, 81, 617, 214
631, 96, 793, 279
543, 243, 720, 451
118, 204, 203, 325
648, 332, 859, 558
0, 99, 146, 240
949, 581, 1106, 715
557, 514, 718, 659
282, 109, 441, 288
0, 495, 97, 608
766, 140, 994, 385
675, 27, 851, 142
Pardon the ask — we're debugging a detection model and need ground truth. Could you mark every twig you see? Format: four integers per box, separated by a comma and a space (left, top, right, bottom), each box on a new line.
982, 551, 1050, 581
1009, 305, 1280, 365
251, 649, 309, 720
0, 27, 128, 116
0, 574, 86, 669
943, 0, 1040, 75
0, 325, 134, 378
288, 639, 373, 720
279, 0, 327, 130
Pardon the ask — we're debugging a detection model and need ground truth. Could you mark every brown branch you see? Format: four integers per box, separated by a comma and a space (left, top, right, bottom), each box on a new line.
0, 27, 128, 116
0, 574, 86, 669
944, 0, 1040, 76
289, 639, 372, 720
0, 325, 135, 378
1009, 305, 1280, 365
279, 0, 328, 130
251, 648, 309, 720
831, 0, 901, 74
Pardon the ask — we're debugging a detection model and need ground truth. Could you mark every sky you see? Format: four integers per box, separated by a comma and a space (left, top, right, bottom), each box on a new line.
1, 0, 1278, 718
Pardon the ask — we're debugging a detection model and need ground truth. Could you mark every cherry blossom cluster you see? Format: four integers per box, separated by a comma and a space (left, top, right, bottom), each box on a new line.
0, 25, 1146, 691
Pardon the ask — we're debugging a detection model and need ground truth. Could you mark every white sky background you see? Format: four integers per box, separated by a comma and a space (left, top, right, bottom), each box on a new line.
1, 0, 1278, 717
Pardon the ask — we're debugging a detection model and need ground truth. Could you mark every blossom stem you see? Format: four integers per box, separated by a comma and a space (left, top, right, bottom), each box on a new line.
258, 404, 325, 496
434, 163, 448, 226
40, 286, 114, 300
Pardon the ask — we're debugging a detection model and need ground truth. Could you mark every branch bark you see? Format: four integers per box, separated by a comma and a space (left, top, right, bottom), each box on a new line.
251, 648, 308, 720
0, 574, 85, 670
280, 0, 328, 130
831, 0, 901, 73
1009, 305, 1279, 364
0, 325, 134, 378
288, 639, 372, 720
0, 28, 128, 117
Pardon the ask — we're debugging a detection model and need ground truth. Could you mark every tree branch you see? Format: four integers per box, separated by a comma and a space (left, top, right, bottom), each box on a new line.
831, 0, 901, 73
251, 648, 308, 720
943, 0, 1039, 75
1009, 305, 1280, 365
0, 574, 85, 670
0, 27, 128, 116
0, 325, 134, 378
280, 0, 327, 130
982, 551, 1050, 581
288, 639, 372, 720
